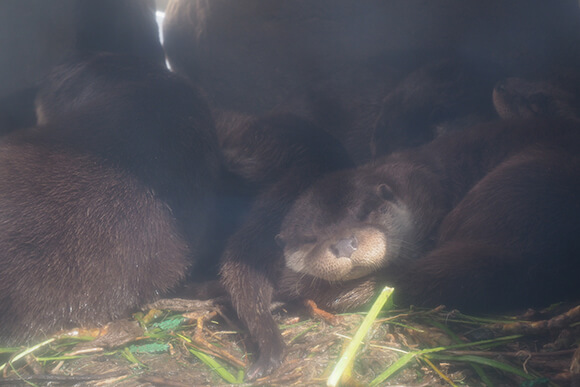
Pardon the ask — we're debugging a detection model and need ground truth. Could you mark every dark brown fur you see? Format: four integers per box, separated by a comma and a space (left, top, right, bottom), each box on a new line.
0, 53, 219, 344
163, 0, 580, 116
163, 0, 580, 162
216, 113, 354, 379
370, 58, 498, 158
161, 0, 580, 377
277, 119, 580, 313
493, 76, 580, 121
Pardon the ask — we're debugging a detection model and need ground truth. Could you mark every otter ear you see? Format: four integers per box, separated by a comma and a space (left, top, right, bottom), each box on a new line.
274, 234, 286, 248
377, 183, 395, 201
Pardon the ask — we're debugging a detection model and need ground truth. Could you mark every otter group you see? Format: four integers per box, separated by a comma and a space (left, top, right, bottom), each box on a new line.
1, 0, 580, 381
163, 0, 580, 379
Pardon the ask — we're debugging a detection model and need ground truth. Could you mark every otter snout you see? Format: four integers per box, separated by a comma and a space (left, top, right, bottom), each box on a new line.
331, 236, 358, 258
283, 227, 388, 281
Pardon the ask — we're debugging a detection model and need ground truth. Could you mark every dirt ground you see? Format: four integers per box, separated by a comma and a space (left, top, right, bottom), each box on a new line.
1, 299, 579, 387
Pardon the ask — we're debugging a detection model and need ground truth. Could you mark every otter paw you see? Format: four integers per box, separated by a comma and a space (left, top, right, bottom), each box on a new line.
245, 341, 285, 381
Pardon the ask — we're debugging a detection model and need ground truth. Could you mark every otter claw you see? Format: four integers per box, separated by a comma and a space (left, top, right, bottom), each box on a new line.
246, 351, 285, 381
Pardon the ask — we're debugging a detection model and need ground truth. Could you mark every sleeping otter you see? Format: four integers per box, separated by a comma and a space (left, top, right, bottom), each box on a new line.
214, 112, 354, 380
163, 0, 580, 163
163, 0, 580, 117
493, 76, 580, 120
276, 118, 580, 313
370, 58, 498, 158
0, 53, 219, 344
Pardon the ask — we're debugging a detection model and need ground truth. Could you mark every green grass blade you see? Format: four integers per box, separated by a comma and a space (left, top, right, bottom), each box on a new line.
35, 355, 84, 362
422, 356, 458, 387
327, 285, 395, 387
427, 354, 535, 380
369, 351, 416, 387
470, 363, 494, 387
370, 335, 523, 386
122, 347, 147, 368
428, 319, 493, 386
188, 347, 242, 384
0, 337, 55, 372
0, 347, 21, 354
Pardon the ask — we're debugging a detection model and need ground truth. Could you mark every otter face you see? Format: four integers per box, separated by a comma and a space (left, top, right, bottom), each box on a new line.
277, 167, 414, 282
280, 226, 387, 281
492, 77, 577, 120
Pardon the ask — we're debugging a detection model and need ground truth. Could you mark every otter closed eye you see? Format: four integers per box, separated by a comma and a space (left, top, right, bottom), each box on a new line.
279, 118, 580, 316
282, 192, 390, 282
377, 184, 395, 201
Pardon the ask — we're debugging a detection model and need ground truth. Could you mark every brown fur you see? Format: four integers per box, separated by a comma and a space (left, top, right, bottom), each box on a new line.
371, 58, 498, 158
0, 53, 219, 344
217, 113, 354, 380
163, 0, 580, 115
278, 119, 580, 313
163, 0, 580, 162
493, 76, 580, 120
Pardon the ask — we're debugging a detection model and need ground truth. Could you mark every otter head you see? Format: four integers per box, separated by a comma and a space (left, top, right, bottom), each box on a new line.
277, 163, 417, 282
492, 77, 579, 120
219, 113, 353, 186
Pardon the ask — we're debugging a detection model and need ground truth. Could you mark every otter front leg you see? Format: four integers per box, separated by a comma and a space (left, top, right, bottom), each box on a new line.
220, 219, 286, 380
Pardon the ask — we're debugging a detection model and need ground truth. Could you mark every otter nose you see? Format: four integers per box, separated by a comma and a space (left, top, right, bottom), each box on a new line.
331, 236, 358, 258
